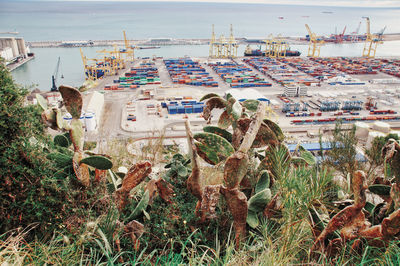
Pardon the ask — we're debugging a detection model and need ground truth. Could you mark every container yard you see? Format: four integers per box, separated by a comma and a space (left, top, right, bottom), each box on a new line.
243, 57, 319, 87
104, 61, 160, 90
164, 58, 218, 87
208, 61, 271, 88
75, 55, 400, 143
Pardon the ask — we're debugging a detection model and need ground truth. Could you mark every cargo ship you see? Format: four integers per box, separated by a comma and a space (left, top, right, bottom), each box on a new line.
244, 45, 300, 57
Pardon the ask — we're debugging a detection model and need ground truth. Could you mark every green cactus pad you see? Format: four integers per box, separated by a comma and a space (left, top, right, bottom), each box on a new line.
297, 145, 316, 165
54, 134, 70, 148
47, 152, 73, 168
70, 118, 84, 151
291, 156, 308, 166
218, 110, 232, 129
242, 99, 259, 112
36, 94, 48, 110
200, 93, 220, 102
194, 132, 235, 165
368, 184, 391, 196
246, 210, 259, 228
255, 170, 270, 193
248, 189, 271, 213
263, 119, 284, 142
172, 153, 185, 162
59, 85, 83, 119
203, 126, 233, 142
126, 190, 150, 221
80, 155, 113, 170
226, 98, 242, 121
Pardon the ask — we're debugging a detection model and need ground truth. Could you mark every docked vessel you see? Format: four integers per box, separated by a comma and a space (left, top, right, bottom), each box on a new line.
244, 45, 300, 57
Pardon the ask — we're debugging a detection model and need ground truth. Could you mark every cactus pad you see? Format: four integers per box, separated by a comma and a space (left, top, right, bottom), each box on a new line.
54, 134, 70, 148
242, 99, 259, 112
255, 170, 270, 193
59, 85, 83, 119
36, 93, 48, 110
217, 110, 232, 129
194, 132, 235, 165
223, 152, 249, 189
47, 152, 73, 168
69, 118, 84, 152
263, 119, 284, 142
200, 93, 220, 102
203, 126, 233, 142
248, 188, 271, 213
121, 161, 152, 193
72, 151, 90, 187
226, 98, 242, 121
368, 184, 391, 197
80, 155, 113, 170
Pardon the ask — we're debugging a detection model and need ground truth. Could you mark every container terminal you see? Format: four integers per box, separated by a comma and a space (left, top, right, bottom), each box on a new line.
25, 25, 400, 154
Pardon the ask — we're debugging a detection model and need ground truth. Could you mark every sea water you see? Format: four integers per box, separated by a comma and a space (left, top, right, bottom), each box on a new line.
1, 1, 400, 90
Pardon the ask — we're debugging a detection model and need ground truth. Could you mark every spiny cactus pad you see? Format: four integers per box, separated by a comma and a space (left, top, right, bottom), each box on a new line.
263, 119, 284, 142
80, 155, 113, 170
203, 126, 233, 142
121, 161, 152, 193
248, 189, 271, 213
72, 152, 90, 187
47, 152, 73, 168
217, 110, 232, 129
36, 93, 48, 110
54, 134, 70, 148
194, 132, 235, 165
70, 118, 84, 151
297, 145, 316, 165
223, 152, 249, 189
59, 85, 83, 119
242, 99, 259, 112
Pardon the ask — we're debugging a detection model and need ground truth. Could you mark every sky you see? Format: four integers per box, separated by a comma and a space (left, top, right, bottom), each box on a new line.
23, 0, 400, 8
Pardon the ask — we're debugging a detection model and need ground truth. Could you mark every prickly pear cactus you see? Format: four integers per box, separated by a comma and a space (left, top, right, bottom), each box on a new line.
247, 170, 272, 228
80, 155, 113, 170
58, 85, 83, 119
54, 134, 70, 148
194, 132, 235, 165
203, 126, 232, 142
69, 119, 84, 152
72, 151, 90, 187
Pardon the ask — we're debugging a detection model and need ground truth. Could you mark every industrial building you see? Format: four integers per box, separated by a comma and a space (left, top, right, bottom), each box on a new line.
0, 37, 30, 62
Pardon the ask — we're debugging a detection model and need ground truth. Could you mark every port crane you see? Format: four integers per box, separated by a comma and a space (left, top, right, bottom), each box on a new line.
362, 17, 382, 58
227, 24, 238, 58
122, 30, 136, 61
80, 48, 104, 81
305, 24, 324, 57
209, 24, 238, 58
351, 22, 362, 42
51, 56, 63, 92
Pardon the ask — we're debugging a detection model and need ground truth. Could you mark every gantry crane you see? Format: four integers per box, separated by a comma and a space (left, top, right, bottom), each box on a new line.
80, 48, 104, 81
209, 24, 238, 58
122, 30, 136, 61
362, 17, 382, 58
305, 24, 324, 57
227, 24, 238, 58
264, 34, 289, 58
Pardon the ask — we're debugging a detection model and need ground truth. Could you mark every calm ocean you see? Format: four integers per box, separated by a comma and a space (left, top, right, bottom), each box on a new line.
1, 1, 399, 90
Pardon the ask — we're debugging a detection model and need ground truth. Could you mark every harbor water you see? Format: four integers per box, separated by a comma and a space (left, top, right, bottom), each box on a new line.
1, 1, 400, 90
